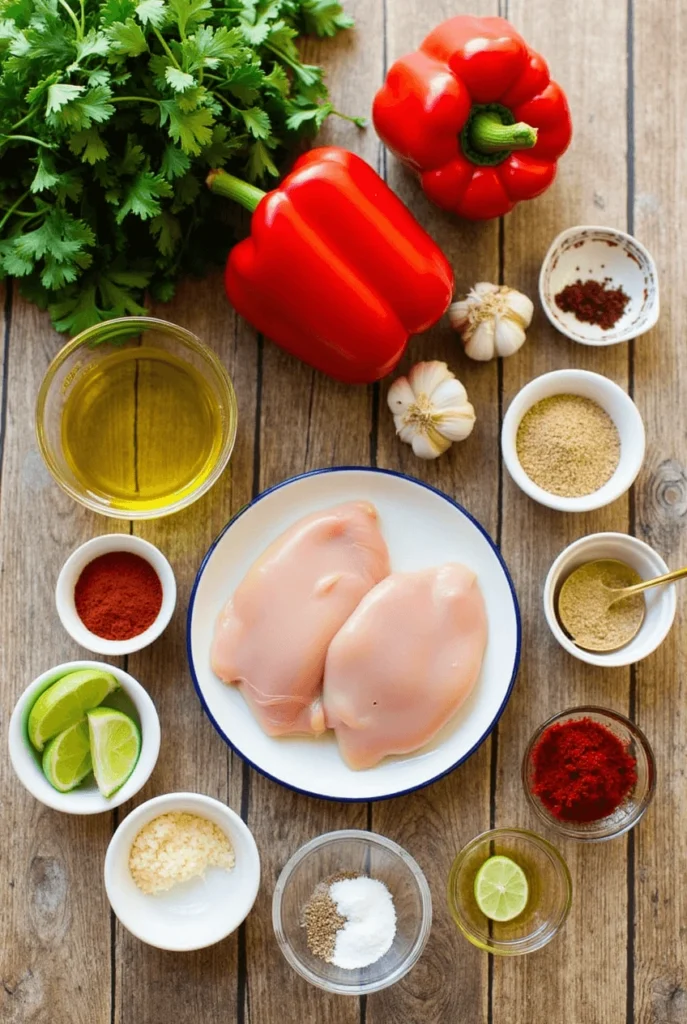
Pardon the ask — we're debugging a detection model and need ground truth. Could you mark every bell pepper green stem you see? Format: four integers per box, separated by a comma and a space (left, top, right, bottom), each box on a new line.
206, 169, 266, 213
470, 111, 538, 153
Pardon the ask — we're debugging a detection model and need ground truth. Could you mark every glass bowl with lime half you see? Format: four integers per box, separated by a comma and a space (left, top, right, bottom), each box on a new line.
447, 828, 572, 955
36, 317, 238, 519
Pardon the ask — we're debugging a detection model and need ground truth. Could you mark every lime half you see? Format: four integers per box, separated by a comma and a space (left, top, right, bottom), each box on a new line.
28, 669, 119, 751
87, 708, 141, 798
42, 719, 93, 793
474, 855, 529, 922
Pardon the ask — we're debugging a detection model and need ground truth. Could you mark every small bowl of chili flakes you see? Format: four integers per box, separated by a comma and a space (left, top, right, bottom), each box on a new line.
539, 225, 659, 346
522, 706, 656, 842
56, 534, 177, 656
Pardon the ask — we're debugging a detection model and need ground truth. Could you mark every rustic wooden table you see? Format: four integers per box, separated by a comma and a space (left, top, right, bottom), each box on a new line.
3, 1, 686, 1021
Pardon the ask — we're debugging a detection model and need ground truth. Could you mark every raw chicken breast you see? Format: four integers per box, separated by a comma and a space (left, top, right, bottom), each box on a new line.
211, 501, 390, 736
323, 564, 488, 769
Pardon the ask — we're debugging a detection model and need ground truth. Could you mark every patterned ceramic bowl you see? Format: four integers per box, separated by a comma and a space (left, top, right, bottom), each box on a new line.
539, 225, 659, 345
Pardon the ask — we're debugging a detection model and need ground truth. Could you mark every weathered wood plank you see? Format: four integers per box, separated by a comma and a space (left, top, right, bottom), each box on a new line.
369, 2, 500, 1021
114, 273, 257, 1023
495, 2, 630, 1022
0, 298, 122, 1024
242, 3, 382, 1021
632, 1, 687, 1020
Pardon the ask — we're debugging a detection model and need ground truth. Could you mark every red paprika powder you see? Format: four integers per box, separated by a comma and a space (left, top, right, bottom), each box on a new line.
530, 717, 637, 823
554, 278, 630, 330
74, 552, 163, 641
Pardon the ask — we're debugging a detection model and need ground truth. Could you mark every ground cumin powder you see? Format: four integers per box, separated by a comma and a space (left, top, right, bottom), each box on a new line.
516, 394, 620, 497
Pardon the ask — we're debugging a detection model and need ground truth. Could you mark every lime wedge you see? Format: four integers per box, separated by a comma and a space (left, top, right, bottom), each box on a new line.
42, 719, 93, 793
474, 855, 529, 922
28, 669, 119, 751
87, 708, 141, 798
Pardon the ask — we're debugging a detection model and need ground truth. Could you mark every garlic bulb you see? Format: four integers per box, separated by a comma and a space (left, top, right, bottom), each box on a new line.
387, 361, 475, 460
449, 282, 533, 361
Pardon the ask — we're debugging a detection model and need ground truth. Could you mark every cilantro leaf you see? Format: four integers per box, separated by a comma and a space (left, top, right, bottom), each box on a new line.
75, 29, 111, 60
31, 153, 60, 192
246, 138, 279, 180
167, 0, 212, 37
68, 127, 109, 163
150, 209, 181, 255
160, 143, 190, 178
0, 0, 357, 332
299, 0, 354, 37
46, 82, 84, 115
108, 17, 148, 54
240, 106, 270, 139
116, 170, 173, 221
159, 98, 214, 154
165, 66, 195, 91
135, 0, 168, 28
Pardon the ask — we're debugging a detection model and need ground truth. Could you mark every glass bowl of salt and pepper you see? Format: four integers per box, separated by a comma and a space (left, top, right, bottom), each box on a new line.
272, 829, 432, 995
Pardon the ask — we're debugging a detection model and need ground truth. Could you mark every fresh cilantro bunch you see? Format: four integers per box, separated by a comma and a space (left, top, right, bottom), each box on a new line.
0, 0, 358, 333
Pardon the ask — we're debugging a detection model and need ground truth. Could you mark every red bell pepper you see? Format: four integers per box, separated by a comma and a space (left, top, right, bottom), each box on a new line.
373, 16, 572, 220
207, 148, 453, 384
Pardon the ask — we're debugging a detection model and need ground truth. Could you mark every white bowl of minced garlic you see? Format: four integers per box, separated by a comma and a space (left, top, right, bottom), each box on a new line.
104, 792, 260, 950
501, 369, 645, 513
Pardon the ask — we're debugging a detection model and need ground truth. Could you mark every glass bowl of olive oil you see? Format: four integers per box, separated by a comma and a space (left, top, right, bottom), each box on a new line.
36, 318, 238, 519
447, 828, 572, 955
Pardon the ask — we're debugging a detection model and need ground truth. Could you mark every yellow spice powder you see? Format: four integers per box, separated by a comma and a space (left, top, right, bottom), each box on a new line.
129, 811, 235, 895
516, 394, 620, 497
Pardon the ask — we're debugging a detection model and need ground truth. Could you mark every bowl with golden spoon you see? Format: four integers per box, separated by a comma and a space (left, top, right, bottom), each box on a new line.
543, 533, 678, 667
557, 559, 687, 653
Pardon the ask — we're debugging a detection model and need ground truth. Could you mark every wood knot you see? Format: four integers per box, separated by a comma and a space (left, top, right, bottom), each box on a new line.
637, 460, 687, 555
28, 855, 68, 939
651, 978, 687, 1023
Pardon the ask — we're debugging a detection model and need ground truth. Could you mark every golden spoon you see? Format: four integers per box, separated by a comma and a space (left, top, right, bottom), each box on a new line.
557, 558, 687, 653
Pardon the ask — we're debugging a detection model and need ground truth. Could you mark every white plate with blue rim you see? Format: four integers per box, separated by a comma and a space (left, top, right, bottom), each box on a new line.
187, 468, 521, 801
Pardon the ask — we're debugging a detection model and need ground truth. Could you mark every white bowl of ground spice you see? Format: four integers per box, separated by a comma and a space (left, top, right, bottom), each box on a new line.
539, 225, 659, 346
543, 533, 677, 667
104, 792, 260, 950
56, 533, 177, 655
501, 369, 645, 512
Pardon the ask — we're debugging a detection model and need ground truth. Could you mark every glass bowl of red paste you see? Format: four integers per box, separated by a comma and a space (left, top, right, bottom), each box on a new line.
522, 706, 655, 842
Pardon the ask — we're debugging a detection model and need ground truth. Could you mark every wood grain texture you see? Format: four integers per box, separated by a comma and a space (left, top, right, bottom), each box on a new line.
0, 298, 123, 1024
369, 2, 498, 1021
494, 2, 631, 1022
114, 273, 256, 1024
632, 1, 687, 1021
3, 3, 686, 1023
242, 4, 379, 1022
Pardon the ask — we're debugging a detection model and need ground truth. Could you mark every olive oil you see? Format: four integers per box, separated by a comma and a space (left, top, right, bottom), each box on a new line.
61, 346, 223, 513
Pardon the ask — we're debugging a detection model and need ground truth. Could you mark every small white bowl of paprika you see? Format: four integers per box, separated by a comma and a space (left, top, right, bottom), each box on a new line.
56, 534, 177, 656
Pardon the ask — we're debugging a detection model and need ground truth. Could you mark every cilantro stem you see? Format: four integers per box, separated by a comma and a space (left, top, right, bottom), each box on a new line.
332, 110, 368, 129
78, 0, 85, 34
0, 190, 32, 232
56, 0, 82, 39
153, 27, 181, 69
0, 134, 56, 149
10, 110, 37, 132
112, 97, 161, 105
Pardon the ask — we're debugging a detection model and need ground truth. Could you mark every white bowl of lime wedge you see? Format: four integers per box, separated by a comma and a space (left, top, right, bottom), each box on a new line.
8, 660, 160, 814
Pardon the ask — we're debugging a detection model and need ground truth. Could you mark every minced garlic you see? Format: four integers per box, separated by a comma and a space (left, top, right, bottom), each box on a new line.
129, 812, 235, 895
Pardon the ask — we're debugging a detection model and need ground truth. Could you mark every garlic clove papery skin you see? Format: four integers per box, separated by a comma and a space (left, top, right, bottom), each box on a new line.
412, 428, 452, 460
406, 359, 452, 397
504, 289, 534, 326
387, 376, 416, 417
449, 282, 534, 361
386, 360, 475, 460
463, 319, 497, 361
492, 316, 527, 358
434, 407, 476, 443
